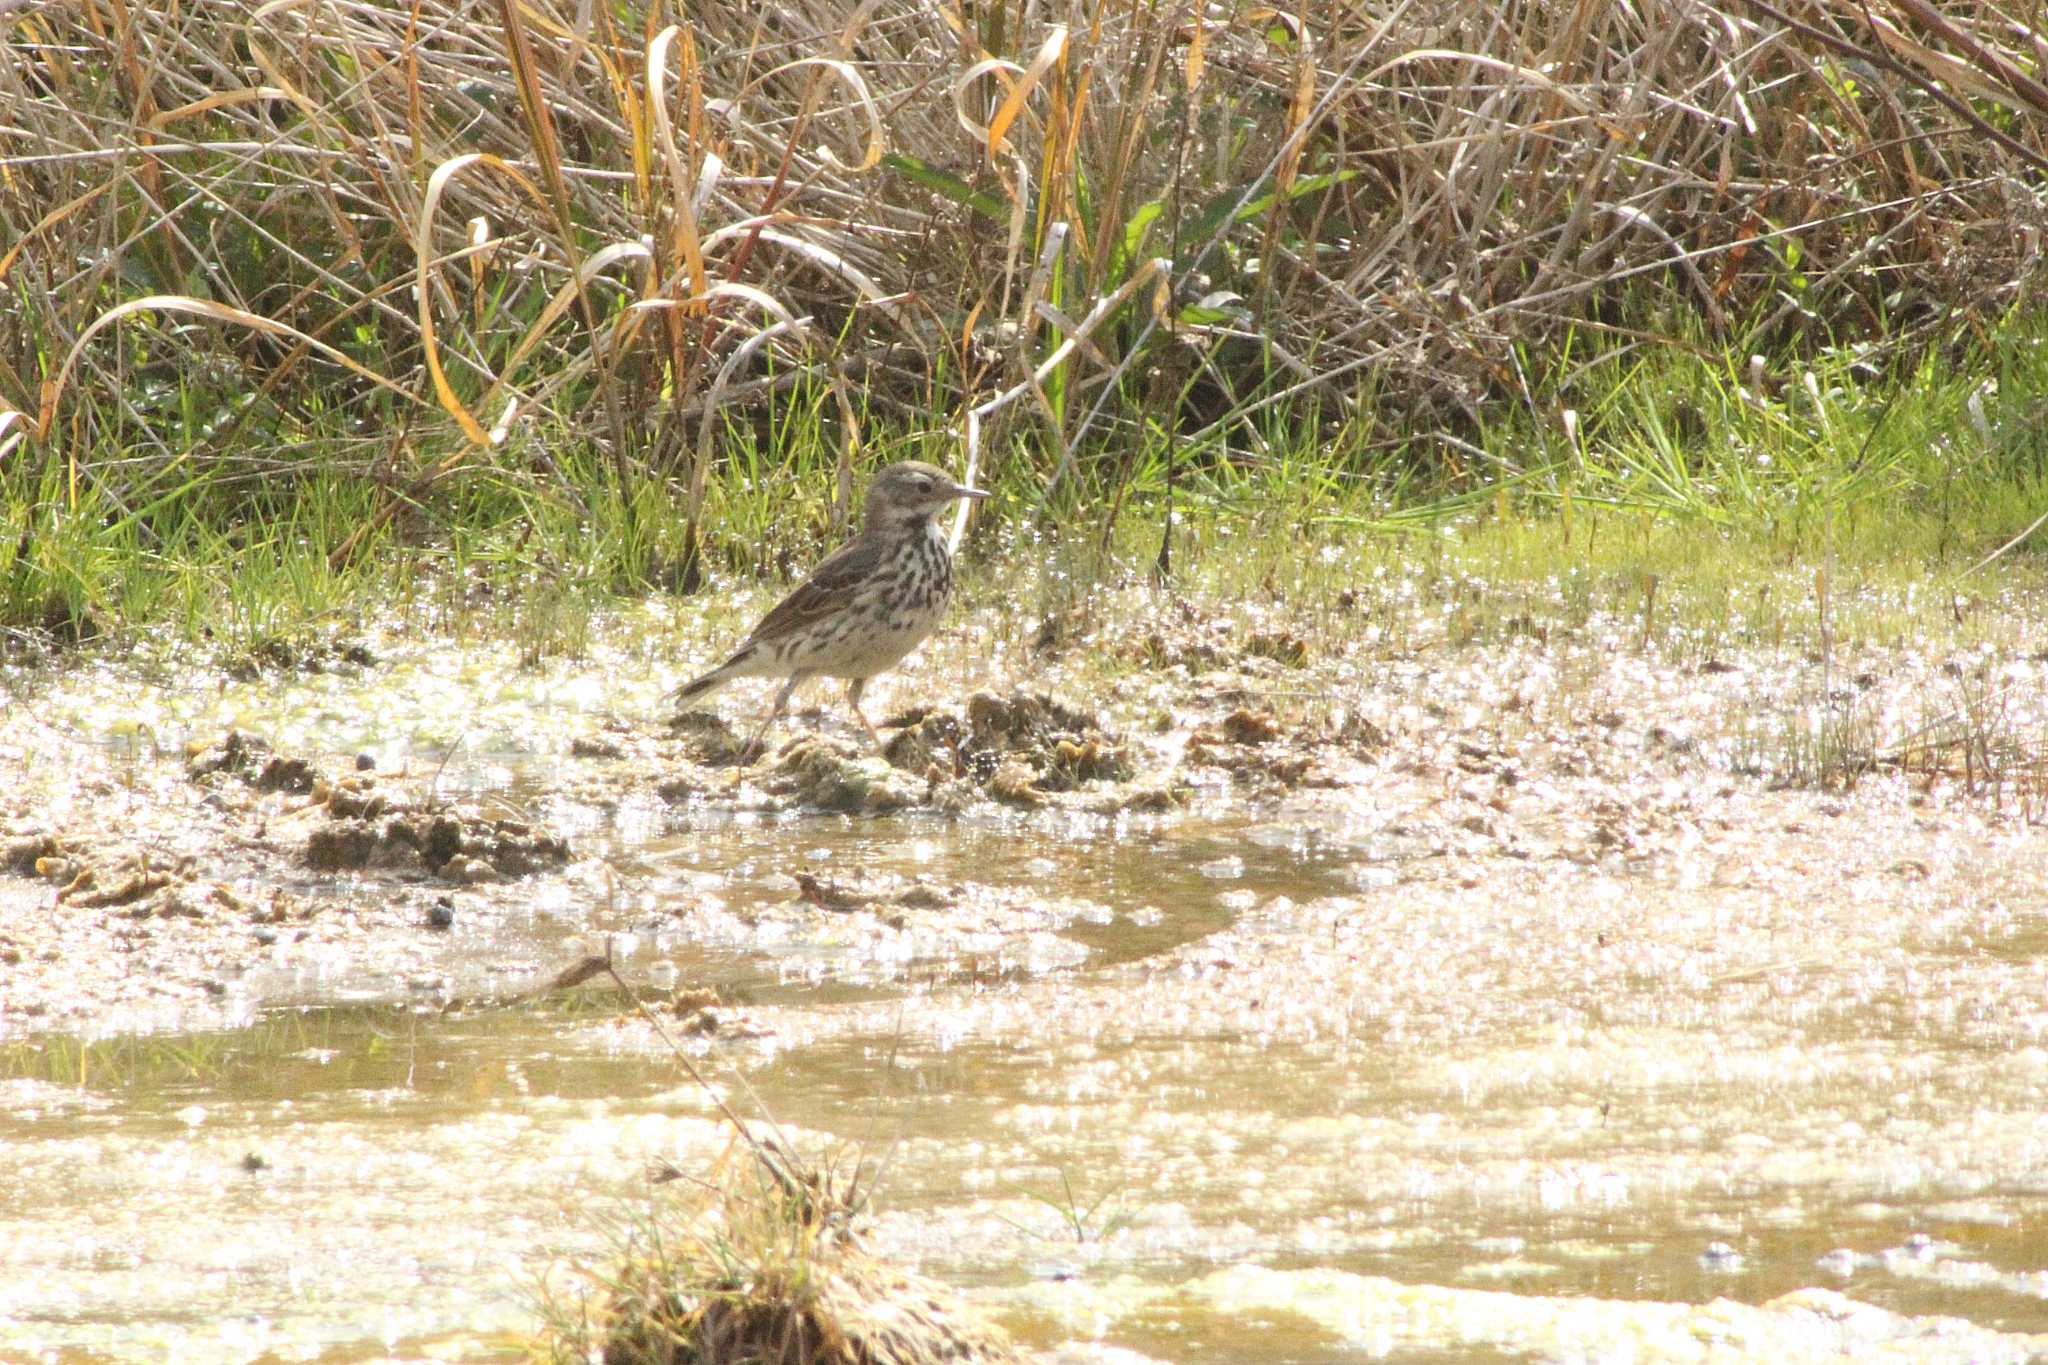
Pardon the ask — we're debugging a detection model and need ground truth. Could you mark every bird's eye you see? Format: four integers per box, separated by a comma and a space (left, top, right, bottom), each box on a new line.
913, 477, 933, 494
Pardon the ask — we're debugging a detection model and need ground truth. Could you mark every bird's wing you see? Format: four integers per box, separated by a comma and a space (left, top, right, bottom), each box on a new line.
745, 534, 884, 647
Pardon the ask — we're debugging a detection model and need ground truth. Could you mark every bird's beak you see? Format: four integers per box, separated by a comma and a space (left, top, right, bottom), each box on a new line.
953, 482, 991, 501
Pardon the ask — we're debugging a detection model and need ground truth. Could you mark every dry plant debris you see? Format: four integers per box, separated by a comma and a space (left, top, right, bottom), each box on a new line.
545, 1148, 1026, 1365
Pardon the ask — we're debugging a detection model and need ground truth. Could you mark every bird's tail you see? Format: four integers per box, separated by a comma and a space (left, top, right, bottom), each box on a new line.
672, 647, 754, 703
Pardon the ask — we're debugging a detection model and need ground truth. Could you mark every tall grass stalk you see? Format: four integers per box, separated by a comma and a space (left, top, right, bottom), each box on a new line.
3, 0, 2046, 645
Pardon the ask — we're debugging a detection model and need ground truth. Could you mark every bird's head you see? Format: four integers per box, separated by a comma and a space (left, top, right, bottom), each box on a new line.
863, 461, 990, 529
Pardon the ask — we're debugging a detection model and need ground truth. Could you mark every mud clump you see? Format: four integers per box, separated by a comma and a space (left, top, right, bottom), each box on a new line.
796, 872, 953, 915
668, 708, 752, 766
52, 851, 187, 909
2, 829, 60, 877
1218, 708, 1283, 745
883, 689, 1132, 804
770, 740, 925, 814
1243, 629, 1310, 667
796, 872, 875, 911
963, 689, 1098, 743
989, 757, 1048, 807
1185, 709, 1319, 787
1173, 702, 1389, 792
185, 730, 316, 794
181, 732, 574, 881
306, 806, 570, 881
27, 845, 253, 924
223, 636, 379, 681
657, 690, 1133, 813
323, 782, 390, 821
1125, 628, 1229, 673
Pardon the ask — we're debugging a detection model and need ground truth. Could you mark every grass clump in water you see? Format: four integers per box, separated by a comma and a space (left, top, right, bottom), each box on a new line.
536, 1144, 1023, 1365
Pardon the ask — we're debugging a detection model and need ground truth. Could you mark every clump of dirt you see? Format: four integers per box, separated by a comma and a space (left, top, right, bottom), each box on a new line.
50, 850, 189, 909
1180, 703, 1387, 793
667, 708, 752, 767
7, 840, 261, 929
649, 690, 1141, 815
1126, 628, 1230, 673
1243, 628, 1310, 667
768, 739, 927, 815
181, 731, 576, 884
1218, 707, 1283, 745
882, 689, 1132, 807
569, 734, 625, 760
1183, 706, 1316, 785
305, 800, 571, 882
662, 984, 731, 1037
655, 669, 1380, 813
656, 681, 1375, 814
795, 871, 952, 914
185, 730, 316, 794
2, 828, 59, 877
222, 636, 379, 681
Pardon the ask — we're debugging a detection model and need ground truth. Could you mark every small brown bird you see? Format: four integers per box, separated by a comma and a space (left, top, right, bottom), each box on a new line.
675, 461, 989, 753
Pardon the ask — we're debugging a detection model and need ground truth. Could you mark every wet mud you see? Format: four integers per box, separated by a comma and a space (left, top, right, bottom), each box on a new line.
3, 582, 2048, 1361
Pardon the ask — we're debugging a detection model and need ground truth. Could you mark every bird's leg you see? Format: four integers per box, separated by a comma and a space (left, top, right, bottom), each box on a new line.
743, 674, 806, 763
844, 677, 883, 749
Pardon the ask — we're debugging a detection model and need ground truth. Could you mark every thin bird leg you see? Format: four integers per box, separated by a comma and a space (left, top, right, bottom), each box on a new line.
844, 677, 883, 748
744, 674, 806, 762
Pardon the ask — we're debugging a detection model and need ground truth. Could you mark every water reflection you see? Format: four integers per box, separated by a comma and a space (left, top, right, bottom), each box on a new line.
4, 702, 2048, 1360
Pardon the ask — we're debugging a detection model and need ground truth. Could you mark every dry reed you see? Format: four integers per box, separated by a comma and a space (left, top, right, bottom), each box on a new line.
3, 0, 2043, 522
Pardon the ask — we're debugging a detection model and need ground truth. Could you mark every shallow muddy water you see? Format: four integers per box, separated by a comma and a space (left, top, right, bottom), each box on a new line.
0, 814, 1364, 1362
5, 603, 2048, 1362
6, 806, 2048, 1363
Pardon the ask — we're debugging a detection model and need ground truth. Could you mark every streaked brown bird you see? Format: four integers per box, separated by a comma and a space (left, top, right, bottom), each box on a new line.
675, 461, 989, 753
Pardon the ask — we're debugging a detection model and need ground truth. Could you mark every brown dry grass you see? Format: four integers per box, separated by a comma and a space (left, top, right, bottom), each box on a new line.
3, 0, 2044, 526
541, 1149, 1024, 1365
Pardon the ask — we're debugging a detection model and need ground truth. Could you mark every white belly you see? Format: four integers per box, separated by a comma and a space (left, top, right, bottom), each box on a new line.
804, 607, 945, 678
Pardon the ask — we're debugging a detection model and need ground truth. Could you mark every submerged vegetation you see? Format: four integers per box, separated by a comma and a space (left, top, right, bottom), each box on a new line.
3, 0, 2048, 658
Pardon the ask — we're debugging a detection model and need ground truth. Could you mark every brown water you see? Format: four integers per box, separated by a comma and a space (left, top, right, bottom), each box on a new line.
5, 804, 2048, 1364
7, 605, 2048, 1364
